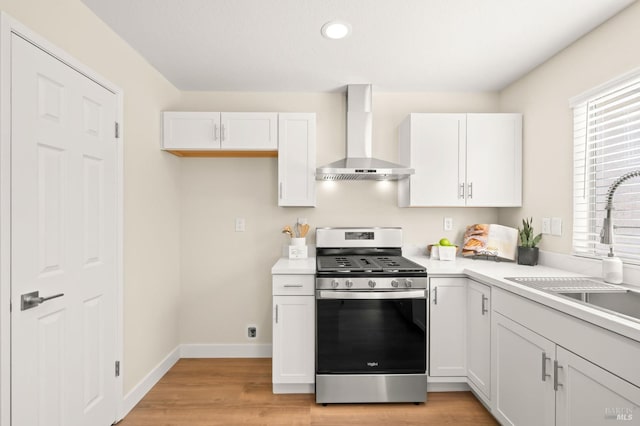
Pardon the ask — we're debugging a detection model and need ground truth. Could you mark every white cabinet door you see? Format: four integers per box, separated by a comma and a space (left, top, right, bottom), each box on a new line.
556, 346, 640, 426
278, 113, 316, 207
162, 111, 221, 150
398, 112, 522, 207
467, 280, 491, 402
272, 295, 315, 385
493, 312, 556, 426
221, 112, 278, 150
429, 277, 467, 377
398, 114, 466, 207
466, 113, 522, 207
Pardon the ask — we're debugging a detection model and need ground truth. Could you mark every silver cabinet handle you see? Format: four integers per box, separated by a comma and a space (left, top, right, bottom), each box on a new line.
433, 286, 438, 305
221, 124, 226, 141
275, 304, 279, 324
21, 290, 64, 311
481, 294, 489, 315
213, 124, 218, 141
541, 352, 551, 381
283, 284, 303, 288
554, 360, 563, 390
468, 182, 473, 199
459, 183, 465, 199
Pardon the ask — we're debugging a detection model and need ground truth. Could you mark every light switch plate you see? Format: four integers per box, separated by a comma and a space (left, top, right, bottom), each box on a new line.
551, 217, 562, 236
235, 218, 245, 232
542, 218, 551, 235
444, 217, 453, 231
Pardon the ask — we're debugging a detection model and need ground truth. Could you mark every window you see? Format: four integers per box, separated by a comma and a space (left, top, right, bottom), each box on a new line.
572, 70, 640, 263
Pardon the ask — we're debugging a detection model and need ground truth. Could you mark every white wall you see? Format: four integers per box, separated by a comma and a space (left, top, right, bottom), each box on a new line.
176, 90, 501, 345
498, 1, 640, 254
0, 0, 182, 393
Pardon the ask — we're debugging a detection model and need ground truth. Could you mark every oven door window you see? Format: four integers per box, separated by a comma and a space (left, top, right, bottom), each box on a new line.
316, 298, 426, 374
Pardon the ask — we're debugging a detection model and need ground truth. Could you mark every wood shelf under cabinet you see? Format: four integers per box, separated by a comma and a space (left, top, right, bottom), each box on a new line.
164, 150, 278, 158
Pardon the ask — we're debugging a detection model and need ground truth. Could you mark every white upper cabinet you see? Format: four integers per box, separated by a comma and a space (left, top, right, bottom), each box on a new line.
278, 113, 316, 207
465, 113, 522, 207
398, 113, 522, 207
163, 112, 221, 150
221, 112, 278, 150
162, 111, 277, 152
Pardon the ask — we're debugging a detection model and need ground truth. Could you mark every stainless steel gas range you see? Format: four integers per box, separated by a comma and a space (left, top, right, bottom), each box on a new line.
314, 227, 428, 404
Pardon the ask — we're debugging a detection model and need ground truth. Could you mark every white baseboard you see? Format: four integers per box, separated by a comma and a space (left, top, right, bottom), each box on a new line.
180, 343, 272, 358
120, 345, 180, 420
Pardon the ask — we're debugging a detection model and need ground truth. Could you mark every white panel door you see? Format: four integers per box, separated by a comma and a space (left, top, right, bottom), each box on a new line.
556, 346, 640, 426
492, 312, 555, 426
272, 295, 315, 384
11, 35, 118, 426
221, 112, 278, 150
429, 277, 467, 376
465, 113, 522, 207
278, 113, 316, 207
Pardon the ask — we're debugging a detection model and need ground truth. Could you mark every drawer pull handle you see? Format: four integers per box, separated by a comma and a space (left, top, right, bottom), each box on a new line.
284, 284, 303, 288
481, 294, 489, 315
541, 352, 551, 382
433, 286, 438, 305
554, 360, 563, 391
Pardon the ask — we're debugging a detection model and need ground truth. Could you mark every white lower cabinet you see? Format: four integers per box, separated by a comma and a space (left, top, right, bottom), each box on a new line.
493, 312, 556, 426
493, 297, 640, 426
272, 274, 314, 393
556, 346, 640, 425
466, 280, 491, 404
429, 277, 467, 377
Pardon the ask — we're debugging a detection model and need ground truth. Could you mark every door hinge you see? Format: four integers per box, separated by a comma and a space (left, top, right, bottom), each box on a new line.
115, 122, 120, 139
115, 360, 120, 377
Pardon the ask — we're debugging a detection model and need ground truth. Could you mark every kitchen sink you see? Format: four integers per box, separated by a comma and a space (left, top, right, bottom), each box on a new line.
505, 276, 640, 323
556, 290, 640, 323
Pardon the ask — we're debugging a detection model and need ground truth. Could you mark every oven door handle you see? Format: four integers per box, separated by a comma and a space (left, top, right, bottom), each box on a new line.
316, 290, 427, 300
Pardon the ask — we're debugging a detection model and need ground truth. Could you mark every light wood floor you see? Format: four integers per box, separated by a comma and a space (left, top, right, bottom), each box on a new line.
119, 358, 498, 426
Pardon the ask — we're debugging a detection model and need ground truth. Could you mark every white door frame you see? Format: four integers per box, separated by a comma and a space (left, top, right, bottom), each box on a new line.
0, 12, 125, 425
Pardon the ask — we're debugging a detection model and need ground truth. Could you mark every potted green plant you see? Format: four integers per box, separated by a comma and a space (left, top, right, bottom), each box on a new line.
518, 217, 542, 266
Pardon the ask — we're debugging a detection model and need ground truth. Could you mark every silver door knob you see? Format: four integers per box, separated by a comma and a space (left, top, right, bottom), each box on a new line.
21, 290, 64, 311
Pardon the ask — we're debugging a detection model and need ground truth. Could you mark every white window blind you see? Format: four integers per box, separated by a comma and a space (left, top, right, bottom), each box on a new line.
573, 75, 640, 263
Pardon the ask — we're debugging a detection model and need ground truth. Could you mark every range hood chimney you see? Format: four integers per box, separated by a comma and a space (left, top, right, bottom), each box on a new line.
315, 84, 414, 181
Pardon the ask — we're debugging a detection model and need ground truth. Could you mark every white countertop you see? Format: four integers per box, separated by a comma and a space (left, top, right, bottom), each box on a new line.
271, 257, 316, 274
408, 255, 640, 343
271, 254, 640, 343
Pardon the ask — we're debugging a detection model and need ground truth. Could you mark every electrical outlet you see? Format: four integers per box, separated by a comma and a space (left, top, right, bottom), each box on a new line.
247, 326, 257, 339
443, 217, 453, 231
551, 217, 562, 236
542, 218, 551, 235
235, 218, 245, 232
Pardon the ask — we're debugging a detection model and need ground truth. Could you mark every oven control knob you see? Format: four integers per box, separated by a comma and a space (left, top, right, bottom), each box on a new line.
331, 279, 340, 288
405, 279, 413, 288
345, 280, 354, 288
368, 280, 376, 288
391, 280, 399, 288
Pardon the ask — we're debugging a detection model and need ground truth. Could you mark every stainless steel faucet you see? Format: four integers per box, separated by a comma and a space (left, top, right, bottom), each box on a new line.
600, 170, 640, 253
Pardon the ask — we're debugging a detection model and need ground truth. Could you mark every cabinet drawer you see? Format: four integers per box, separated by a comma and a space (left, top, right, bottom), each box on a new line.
273, 275, 314, 296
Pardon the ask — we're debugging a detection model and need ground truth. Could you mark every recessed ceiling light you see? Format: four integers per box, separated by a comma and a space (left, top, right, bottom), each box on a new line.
321, 21, 351, 40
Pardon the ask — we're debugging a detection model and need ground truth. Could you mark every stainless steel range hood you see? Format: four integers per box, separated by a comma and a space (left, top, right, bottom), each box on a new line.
315, 84, 414, 181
